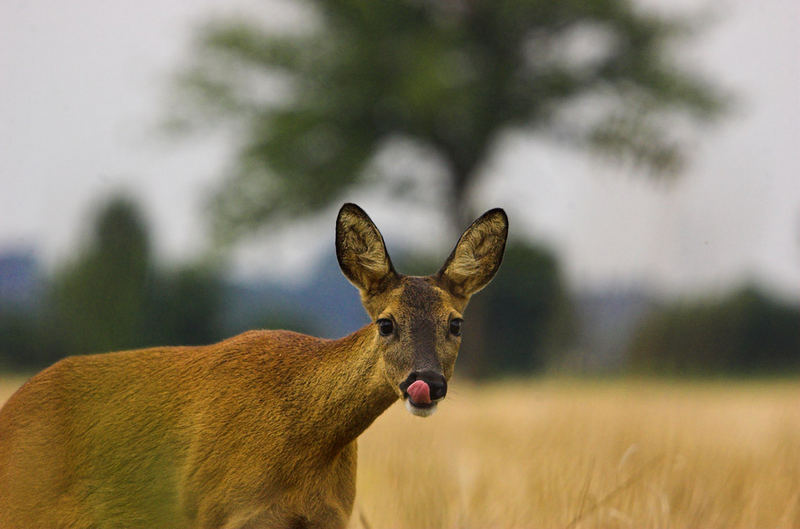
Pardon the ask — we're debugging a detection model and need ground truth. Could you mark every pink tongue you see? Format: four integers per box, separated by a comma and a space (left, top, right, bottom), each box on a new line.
407, 380, 431, 405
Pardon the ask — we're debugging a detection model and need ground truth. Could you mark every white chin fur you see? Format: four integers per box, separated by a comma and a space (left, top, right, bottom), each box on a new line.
405, 399, 438, 417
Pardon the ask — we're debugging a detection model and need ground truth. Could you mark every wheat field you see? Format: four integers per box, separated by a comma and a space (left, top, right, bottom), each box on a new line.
1, 376, 798, 528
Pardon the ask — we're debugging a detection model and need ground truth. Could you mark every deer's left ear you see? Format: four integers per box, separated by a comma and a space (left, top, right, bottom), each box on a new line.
437, 208, 508, 298
336, 203, 398, 294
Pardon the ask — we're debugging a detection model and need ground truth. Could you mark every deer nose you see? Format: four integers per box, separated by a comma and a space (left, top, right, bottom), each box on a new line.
406, 370, 447, 401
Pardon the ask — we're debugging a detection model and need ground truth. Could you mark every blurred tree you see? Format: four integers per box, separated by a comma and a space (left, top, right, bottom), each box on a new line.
21, 196, 227, 368
627, 286, 800, 375
175, 0, 725, 236
49, 197, 153, 356
173, 0, 726, 376
0, 313, 43, 370
482, 242, 574, 374
0, 197, 232, 369
147, 266, 224, 347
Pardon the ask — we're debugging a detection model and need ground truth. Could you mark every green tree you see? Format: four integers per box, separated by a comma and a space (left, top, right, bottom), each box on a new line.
0, 196, 228, 369
173, 0, 726, 375
45, 197, 226, 364
49, 197, 153, 356
481, 242, 573, 374
147, 266, 224, 347
176, 0, 724, 235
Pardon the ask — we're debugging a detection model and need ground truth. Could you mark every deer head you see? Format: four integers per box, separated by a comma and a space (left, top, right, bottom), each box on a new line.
336, 203, 508, 416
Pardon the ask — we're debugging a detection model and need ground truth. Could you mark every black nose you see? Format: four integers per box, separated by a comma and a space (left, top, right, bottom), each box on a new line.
401, 369, 447, 401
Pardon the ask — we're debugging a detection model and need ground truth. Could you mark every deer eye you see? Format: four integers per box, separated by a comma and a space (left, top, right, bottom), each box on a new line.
449, 318, 463, 337
377, 318, 394, 337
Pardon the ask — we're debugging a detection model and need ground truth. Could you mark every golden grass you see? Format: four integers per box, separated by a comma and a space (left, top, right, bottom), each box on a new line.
354, 379, 800, 529
1, 376, 797, 528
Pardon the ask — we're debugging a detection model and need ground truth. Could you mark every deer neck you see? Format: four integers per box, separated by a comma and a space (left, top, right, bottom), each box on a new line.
300, 325, 397, 453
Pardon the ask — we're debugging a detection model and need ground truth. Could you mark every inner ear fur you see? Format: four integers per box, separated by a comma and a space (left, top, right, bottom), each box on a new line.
437, 208, 508, 298
336, 203, 398, 294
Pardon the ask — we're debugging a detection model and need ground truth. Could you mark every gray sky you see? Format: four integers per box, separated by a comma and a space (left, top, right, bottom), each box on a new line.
1, 0, 798, 299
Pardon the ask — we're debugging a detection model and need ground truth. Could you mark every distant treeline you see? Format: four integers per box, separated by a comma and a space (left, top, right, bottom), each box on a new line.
628, 286, 800, 375
0, 198, 222, 370
0, 197, 797, 375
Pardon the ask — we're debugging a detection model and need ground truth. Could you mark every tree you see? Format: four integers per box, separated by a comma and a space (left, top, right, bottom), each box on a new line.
481, 242, 574, 374
49, 197, 153, 356
175, 0, 724, 236
41, 196, 225, 366
146, 266, 224, 347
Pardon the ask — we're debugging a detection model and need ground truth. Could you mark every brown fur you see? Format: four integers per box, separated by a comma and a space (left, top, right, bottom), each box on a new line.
0, 204, 507, 529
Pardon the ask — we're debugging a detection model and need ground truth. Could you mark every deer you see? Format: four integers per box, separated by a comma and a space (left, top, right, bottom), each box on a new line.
0, 203, 508, 529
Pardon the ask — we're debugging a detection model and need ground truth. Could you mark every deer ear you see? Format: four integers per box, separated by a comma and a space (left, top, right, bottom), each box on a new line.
336, 203, 398, 294
437, 208, 508, 298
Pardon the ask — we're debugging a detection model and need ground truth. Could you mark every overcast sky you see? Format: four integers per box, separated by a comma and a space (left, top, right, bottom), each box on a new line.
1, 0, 798, 299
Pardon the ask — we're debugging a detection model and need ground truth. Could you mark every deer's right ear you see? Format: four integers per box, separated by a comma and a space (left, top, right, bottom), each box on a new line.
336, 203, 398, 294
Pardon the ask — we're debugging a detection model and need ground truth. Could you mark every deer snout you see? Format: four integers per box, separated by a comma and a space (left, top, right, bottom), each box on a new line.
400, 370, 447, 402
400, 370, 447, 417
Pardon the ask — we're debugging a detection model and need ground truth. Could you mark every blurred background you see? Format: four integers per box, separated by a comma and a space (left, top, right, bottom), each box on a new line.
0, 0, 798, 376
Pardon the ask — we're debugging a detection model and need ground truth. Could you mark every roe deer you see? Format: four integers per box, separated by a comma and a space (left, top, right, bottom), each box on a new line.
0, 203, 508, 529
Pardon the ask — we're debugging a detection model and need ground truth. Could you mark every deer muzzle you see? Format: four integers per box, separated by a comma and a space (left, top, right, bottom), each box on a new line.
399, 370, 447, 417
